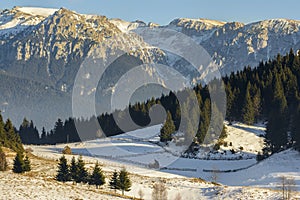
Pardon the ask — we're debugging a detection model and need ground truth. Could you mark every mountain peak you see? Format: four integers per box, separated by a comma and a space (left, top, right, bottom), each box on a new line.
246, 18, 300, 34
170, 18, 226, 27
0, 6, 58, 37
14, 6, 58, 17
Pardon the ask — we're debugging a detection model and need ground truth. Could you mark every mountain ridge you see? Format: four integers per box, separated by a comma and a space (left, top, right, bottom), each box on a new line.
0, 6, 300, 129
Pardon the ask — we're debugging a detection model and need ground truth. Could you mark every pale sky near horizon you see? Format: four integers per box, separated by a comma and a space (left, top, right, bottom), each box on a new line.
0, 0, 299, 25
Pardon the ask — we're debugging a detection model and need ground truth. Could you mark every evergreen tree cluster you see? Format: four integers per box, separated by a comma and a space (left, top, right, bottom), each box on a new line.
223, 50, 300, 152
19, 118, 39, 144
56, 156, 132, 194
0, 113, 23, 153
56, 156, 105, 189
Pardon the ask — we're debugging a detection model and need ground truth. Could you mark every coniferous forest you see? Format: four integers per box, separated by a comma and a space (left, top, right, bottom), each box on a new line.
4, 50, 300, 156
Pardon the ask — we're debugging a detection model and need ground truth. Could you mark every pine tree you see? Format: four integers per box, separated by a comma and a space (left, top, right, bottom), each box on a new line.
0, 147, 7, 171
56, 155, 70, 182
13, 152, 25, 173
252, 86, 262, 121
197, 99, 211, 144
89, 162, 105, 188
118, 168, 131, 195
160, 111, 175, 142
225, 83, 235, 122
266, 75, 289, 151
109, 170, 119, 193
40, 127, 46, 144
75, 156, 88, 183
23, 156, 31, 172
242, 82, 255, 125
70, 156, 78, 182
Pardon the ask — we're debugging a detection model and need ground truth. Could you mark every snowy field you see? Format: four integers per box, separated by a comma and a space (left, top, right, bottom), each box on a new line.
25, 122, 300, 200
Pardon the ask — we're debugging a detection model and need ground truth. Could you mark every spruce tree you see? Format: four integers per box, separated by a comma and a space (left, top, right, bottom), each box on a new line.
266, 75, 288, 151
89, 162, 105, 188
109, 170, 119, 193
13, 152, 25, 173
252, 86, 262, 121
225, 83, 235, 122
56, 155, 70, 182
242, 82, 255, 125
23, 156, 31, 172
75, 156, 88, 183
70, 156, 78, 182
40, 127, 46, 144
118, 168, 131, 195
160, 111, 175, 142
197, 99, 211, 144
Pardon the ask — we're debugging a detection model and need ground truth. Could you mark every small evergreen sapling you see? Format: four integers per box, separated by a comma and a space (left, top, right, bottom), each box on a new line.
56, 155, 70, 182
109, 170, 119, 193
89, 162, 105, 188
70, 156, 78, 182
75, 156, 88, 183
118, 168, 132, 195
13, 152, 25, 173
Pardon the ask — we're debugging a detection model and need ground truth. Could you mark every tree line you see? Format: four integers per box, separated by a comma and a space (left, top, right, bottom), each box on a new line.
223, 49, 300, 154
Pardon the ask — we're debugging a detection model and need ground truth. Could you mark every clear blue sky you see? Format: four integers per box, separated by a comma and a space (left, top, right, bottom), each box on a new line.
0, 0, 299, 25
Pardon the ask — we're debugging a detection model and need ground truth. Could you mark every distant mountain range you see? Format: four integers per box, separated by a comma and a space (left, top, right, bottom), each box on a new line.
0, 6, 300, 129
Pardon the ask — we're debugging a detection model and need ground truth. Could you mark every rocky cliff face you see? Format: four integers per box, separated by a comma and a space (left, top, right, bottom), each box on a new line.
0, 7, 300, 129
0, 7, 167, 128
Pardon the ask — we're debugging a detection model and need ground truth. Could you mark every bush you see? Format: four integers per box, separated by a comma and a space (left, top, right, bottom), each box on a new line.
223, 142, 228, 147
213, 143, 220, 151
62, 146, 72, 155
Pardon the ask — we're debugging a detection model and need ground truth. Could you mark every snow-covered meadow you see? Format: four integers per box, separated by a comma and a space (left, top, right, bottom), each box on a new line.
18, 122, 300, 199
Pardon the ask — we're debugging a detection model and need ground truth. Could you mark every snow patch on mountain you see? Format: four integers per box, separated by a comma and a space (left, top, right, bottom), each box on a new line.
0, 7, 57, 37
16, 7, 58, 17
109, 18, 147, 33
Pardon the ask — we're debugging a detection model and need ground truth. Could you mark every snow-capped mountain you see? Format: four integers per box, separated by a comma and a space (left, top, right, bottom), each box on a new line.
113, 17, 300, 72
0, 6, 300, 129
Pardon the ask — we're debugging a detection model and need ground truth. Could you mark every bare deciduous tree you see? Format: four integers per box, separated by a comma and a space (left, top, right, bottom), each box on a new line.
279, 176, 296, 200
174, 193, 182, 200
152, 181, 168, 200
138, 188, 144, 199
